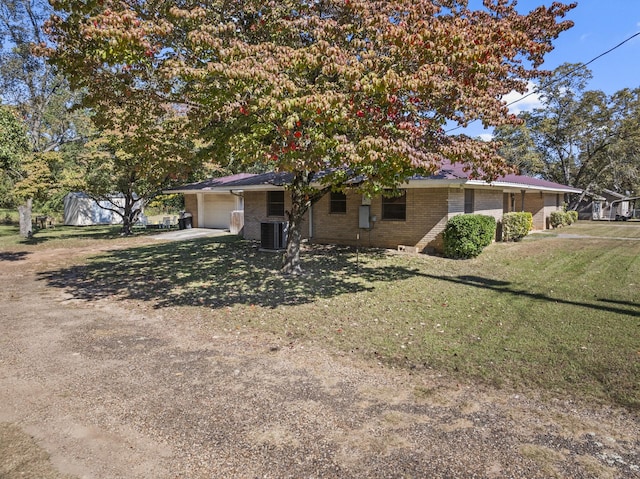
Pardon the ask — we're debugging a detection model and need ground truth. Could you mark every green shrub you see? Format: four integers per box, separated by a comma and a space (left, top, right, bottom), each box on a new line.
502, 212, 533, 241
553, 210, 578, 226
443, 214, 496, 259
550, 210, 569, 228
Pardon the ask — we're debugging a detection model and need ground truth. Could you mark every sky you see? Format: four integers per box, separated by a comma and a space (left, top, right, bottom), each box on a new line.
462, 0, 640, 139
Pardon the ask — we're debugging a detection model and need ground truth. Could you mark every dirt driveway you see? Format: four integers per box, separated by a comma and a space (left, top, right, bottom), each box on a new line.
1, 243, 639, 478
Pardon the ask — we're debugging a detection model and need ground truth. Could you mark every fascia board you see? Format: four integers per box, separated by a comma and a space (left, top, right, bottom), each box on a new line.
408, 178, 581, 194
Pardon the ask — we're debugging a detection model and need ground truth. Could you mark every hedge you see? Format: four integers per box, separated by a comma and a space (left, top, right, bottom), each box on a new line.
443, 214, 496, 259
550, 210, 578, 228
502, 212, 533, 242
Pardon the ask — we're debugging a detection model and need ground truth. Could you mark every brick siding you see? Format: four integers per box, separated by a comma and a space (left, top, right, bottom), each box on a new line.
511, 192, 563, 230
242, 188, 564, 253
243, 191, 309, 241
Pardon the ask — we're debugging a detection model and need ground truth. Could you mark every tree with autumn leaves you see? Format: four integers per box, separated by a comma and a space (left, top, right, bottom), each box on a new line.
77, 98, 199, 235
44, 0, 575, 273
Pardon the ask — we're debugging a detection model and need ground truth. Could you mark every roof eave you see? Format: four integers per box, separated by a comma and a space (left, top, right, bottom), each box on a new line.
164, 184, 288, 194
488, 181, 582, 194
167, 178, 582, 195
405, 178, 581, 194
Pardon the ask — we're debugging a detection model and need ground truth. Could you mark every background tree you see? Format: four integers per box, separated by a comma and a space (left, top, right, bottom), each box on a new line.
75, 96, 200, 235
0, 0, 88, 152
46, 0, 576, 272
493, 123, 545, 177
495, 64, 640, 205
0, 105, 29, 208
1, 0, 90, 235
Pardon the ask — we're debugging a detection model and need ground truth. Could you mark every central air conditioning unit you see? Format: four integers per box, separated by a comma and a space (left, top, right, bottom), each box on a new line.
260, 222, 288, 250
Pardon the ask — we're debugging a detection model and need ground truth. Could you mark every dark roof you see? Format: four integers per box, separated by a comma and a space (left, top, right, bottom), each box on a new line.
167, 162, 581, 193
416, 161, 581, 192
166, 172, 291, 191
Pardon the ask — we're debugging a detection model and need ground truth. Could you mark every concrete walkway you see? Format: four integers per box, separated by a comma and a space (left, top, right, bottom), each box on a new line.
151, 227, 234, 242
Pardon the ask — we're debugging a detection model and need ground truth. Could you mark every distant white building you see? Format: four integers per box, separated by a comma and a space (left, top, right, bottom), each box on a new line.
63, 192, 142, 226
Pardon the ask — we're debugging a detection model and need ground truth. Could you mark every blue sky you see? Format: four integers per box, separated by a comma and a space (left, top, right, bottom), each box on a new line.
463, 0, 640, 138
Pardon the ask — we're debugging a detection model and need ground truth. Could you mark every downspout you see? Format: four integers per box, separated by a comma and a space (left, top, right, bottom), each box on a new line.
520, 190, 526, 212
229, 189, 244, 210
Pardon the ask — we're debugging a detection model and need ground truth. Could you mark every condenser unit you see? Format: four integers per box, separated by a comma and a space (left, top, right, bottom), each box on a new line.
260, 222, 288, 250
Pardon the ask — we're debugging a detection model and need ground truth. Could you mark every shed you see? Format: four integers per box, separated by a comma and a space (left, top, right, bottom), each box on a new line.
63, 192, 130, 226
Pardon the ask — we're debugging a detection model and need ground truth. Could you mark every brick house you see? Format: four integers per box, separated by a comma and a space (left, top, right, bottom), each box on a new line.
169, 162, 581, 253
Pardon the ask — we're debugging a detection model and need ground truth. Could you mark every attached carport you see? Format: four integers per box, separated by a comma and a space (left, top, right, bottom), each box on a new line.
202, 193, 239, 229
164, 173, 255, 232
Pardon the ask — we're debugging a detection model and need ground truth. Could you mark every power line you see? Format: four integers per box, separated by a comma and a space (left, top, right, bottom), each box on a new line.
447, 30, 640, 133
505, 31, 640, 109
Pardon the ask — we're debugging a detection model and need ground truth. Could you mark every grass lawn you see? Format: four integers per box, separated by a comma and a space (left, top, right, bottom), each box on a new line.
7, 220, 640, 410
0, 219, 167, 250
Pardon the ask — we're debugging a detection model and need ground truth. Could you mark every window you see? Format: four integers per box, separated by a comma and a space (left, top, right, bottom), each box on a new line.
382, 191, 406, 220
329, 191, 347, 214
464, 189, 474, 214
267, 191, 285, 217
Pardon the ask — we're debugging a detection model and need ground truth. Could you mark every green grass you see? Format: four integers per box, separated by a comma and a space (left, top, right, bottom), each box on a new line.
0, 224, 128, 249
0, 220, 169, 249
10, 221, 640, 409
538, 220, 640, 238
0, 207, 64, 225
0, 208, 19, 224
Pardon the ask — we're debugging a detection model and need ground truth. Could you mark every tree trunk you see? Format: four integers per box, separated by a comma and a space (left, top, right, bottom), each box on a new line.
121, 207, 133, 235
18, 198, 33, 238
282, 209, 304, 275
119, 193, 140, 236
281, 173, 310, 275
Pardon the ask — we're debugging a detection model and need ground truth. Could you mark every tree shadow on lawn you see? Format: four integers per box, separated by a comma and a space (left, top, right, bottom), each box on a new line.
38, 237, 417, 309
0, 251, 30, 261
21, 226, 140, 245
420, 273, 640, 318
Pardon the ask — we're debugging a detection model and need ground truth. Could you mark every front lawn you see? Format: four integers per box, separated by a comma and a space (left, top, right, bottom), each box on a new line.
0, 222, 163, 250
34, 221, 640, 410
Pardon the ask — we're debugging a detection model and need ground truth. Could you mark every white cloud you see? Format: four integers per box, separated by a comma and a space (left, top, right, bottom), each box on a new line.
502, 81, 542, 114
478, 133, 494, 142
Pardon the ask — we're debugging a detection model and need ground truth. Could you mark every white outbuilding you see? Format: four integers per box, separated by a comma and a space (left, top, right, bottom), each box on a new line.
63, 192, 134, 226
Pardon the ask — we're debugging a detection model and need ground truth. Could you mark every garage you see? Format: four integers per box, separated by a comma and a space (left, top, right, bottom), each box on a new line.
164, 173, 255, 231
203, 193, 240, 229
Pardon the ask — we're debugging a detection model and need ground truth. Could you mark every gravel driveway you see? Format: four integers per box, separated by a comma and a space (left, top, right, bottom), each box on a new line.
1, 245, 639, 478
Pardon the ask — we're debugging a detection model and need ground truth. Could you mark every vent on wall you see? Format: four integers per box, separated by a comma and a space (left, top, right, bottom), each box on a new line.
260, 222, 288, 250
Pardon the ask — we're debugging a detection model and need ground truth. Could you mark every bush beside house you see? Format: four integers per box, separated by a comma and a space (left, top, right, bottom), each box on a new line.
443, 214, 496, 259
549, 210, 578, 228
502, 212, 533, 242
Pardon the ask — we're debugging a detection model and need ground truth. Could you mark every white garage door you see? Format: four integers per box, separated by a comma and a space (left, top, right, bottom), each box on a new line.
203, 194, 237, 229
